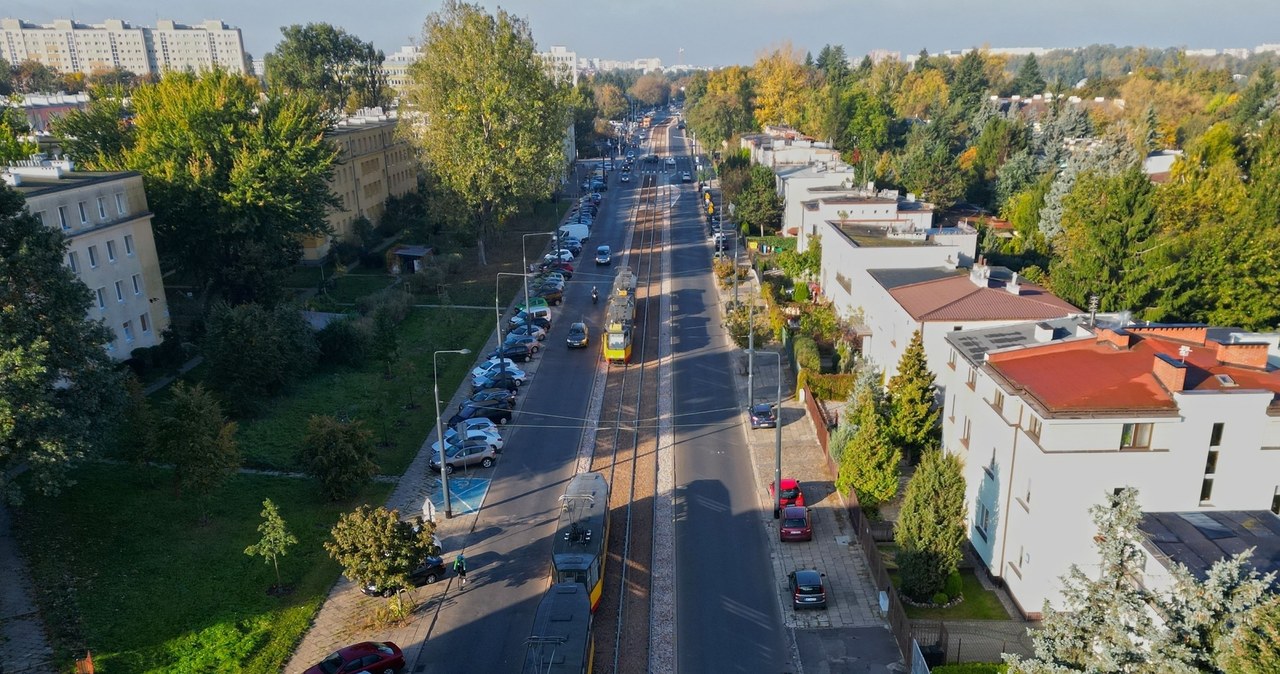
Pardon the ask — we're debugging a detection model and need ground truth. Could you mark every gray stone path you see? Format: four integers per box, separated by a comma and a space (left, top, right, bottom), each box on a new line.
0, 503, 55, 674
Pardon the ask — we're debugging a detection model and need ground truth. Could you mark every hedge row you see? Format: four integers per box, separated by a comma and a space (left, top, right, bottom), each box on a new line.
802, 372, 857, 402
793, 334, 821, 373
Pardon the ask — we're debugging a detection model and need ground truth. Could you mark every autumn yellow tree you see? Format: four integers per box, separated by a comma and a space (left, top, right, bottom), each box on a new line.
751, 44, 813, 129
894, 69, 950, 118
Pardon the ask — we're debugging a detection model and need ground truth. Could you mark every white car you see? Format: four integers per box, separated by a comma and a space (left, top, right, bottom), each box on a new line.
471, 359, 521, 380
665, 157, 677, 167
542, 250, 574, 264
432, 428, 504, 453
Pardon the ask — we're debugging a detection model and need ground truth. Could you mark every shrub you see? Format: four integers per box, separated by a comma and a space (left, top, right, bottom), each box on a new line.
792, 282, 810, 302
932, 592, 950, 605
793, 335, 821, 373
944, 570, 964, 599
298, 415, 378, 500
317, 317, 372, 367
806, 373, 857, 401
357, 287, 411, 323
899, 549, 948, 601
405, 262, 446, 295
713, 258, 734, 280
443, 252, 464, 275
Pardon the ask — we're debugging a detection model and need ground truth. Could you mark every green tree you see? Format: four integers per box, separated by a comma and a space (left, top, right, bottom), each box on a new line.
0, 117, 37, 164
832, 86, 891, 152
1047, 168, 1157, 313
244, 498, 299, 589
202, 302, 319, 416
895, 132, 966, 208
1215, 596, 1280, 674
125, 70, 339, 306
159, 383, 240, 521
1009, 54, 1047, 95
593, 83, 629, 120
116, 374, 157, 467
735, 164, 783, 237
885, 330, 940, 463
1232, 65, 1276, 128
0, 186, 123, 502
835, 388, 900, 513
265, 23, 384, 111
11, 60, 59, 93
948, 50, 992, 116
894, 448, 966, 600
403, 1, 570, 265
50, 87, 133, 170
299, 415, 378, 500
325, 506, 440, 596
1007, 489, 1276, 674
0, 57, 11, 95
752, 44, 813, 128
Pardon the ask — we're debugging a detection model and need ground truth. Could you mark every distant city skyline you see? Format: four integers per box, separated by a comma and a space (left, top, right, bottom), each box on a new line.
5, 0, 1280, 67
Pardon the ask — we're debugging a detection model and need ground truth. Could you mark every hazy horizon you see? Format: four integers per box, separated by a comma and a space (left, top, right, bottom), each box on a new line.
6, 0, 1280, 66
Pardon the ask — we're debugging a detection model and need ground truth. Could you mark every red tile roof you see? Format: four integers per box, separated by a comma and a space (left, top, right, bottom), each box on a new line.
887, 273, 1078, 322
987, 329, 1280, 415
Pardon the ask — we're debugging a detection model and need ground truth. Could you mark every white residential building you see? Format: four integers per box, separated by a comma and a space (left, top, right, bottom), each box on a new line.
941, 320, 1280, 618
383, 46, 420, 93
774, 163, 861, 239
4, 158, 170, 357
539, 45, 578, 85
740, 133, 841, 169
0, 18, 249, 77
859, 261, 1077, 383
797, 189, 935, 252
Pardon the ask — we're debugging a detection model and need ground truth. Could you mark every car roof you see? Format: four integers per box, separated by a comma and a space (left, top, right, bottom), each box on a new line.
794, 569, 822, 584
780, 478, 800, 489
783, 506, 807, 517
570, 322, 587, 330
752, 403, 773, 412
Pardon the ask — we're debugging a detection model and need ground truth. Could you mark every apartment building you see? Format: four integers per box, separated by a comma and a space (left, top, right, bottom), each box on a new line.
539, 45, 578, 86
941, 319, 1280, 617
4, 158, 170, 357
303, 111, 417, 261
0, 18, 248, 77
859, 261, 1077, 382
383, 46, 420, 94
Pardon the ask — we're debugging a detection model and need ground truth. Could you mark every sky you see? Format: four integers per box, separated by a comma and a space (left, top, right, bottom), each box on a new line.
8, 0, 1280, 66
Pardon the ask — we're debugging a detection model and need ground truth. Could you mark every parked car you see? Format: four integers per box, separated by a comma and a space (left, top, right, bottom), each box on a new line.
780, 506, 813, 542
596, 245, 612, 265
471, 359, 521, 380
472, 371, 521, 392
507, 323, 547, 341
788, 569, 827, 610
361, 556, 448, 596
429, 438, 500, 474
467, 387, 517, 408
534, 287, 564, 306
566, 322, 589, 349
516, 296, 550, 313
749, 403, 777, 429
448, 401, 513, 427
769, 478, 806, 508
560, 238, 583, 256
444, 418, 498, 440
509, 307, 552, 330
488, 343, 535, 363
432, 426, 504, 453
542, 250, 574, 265
303, 642, 405, 674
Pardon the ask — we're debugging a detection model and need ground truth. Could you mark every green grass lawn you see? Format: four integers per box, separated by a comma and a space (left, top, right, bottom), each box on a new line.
235, 306, 493, 474
316, 274, 397, 304
878, 544, 1010, 620
13, 464, 392, 673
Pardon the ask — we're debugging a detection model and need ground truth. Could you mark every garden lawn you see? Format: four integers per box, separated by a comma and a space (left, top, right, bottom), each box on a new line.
316, 274, 396, 304
235, 306, 494, 474
12, 464, 392, 673
889, 568, 1011, 620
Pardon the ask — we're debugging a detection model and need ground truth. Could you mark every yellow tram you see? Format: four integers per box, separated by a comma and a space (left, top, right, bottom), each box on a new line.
602, 267, 637, 364
523, 582, 594, 674
551, 471, 610, 612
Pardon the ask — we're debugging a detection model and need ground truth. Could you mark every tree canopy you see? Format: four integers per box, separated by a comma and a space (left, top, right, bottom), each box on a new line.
0, 187, 123, 502
403, 0, 570, 264
265, 23, 390, 111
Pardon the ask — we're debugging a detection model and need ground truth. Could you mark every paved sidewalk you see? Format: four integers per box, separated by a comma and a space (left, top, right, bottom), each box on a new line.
0, 503, 56, 674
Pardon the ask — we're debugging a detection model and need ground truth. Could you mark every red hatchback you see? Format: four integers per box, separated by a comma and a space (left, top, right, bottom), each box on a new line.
780, 506, 813, 541
304, 641, 405, 674
769, 478, 806, 508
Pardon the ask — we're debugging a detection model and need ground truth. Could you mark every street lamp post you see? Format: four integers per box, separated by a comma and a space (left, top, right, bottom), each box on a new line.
522, 232, 555, 308
433, 348, 472, 519
750, 349, 784, 518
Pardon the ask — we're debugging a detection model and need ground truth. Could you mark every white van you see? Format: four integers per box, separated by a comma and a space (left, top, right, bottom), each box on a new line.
558, 223, 590, 243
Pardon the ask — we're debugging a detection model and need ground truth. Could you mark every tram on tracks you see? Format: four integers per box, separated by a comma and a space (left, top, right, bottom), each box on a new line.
551, 471, 610, 612
523, 582, 594, 674
602, 267, 637, 364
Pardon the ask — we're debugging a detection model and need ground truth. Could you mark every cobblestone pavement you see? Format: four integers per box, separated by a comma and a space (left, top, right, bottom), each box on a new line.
0, 503, 56, 674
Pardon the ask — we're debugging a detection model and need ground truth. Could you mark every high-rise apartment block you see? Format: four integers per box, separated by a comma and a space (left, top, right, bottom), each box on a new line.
0, 18, 248, 77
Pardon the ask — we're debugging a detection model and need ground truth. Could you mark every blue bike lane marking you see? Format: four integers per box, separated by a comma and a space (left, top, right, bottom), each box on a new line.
429, 477, 491, 516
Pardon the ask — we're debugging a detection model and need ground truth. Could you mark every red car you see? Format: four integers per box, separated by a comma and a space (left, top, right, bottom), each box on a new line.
304, 642, 405, 674
769, 478, 805, 508
780, 506, 812, 542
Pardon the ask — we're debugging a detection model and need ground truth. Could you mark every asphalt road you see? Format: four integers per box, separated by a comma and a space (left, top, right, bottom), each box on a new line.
414, 162, 641, 673
666, 123, 796, 673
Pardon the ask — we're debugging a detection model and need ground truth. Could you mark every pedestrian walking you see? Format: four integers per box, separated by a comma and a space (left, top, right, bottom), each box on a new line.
454, 553, 468, 586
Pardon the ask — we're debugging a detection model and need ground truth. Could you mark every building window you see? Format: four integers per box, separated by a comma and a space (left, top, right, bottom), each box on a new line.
1272, 488, 1279, 516
1120, 423, 1153, 450
78, 202, 88, 223
1204, 450, 1219, 475
967, 367, 977, 390
58, 206, 70, 230
975, 501, 993, 540
1027, 416, 1042, 440
114, 281, 125, 302
992, 389, 1005, 413
68, 251, 79, 273
124, 234, 134, 256
95, 287, 106, 309
106, 240, 117, 262
88, 245, 99, 268
1210, 422, 1224, 447
115, 192, 126, 215
131, 274, 142, 295
1199, 478, 1214, 504
97, 197, 107, 218
961, 417, 972, 447
34, 210, 46, 226
122, 320, 135, 342
947, 349, 957, 369
140, 313, 150, 333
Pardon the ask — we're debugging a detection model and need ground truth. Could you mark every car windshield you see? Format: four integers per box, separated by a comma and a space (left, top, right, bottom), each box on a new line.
317, 653, 343, 674
753, 405, 772, 415
784, 516, 807, 527
781, 486, 800, 499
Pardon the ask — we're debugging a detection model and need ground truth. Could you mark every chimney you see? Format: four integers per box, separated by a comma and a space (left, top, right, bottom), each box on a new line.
1033, 322, 1055, 343
1215, 341, 1269, 370
1152, 353, 1187, 393
1005, 271, 1022, 296
969, 257, 991, 288
1097, 326, 1134, 349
